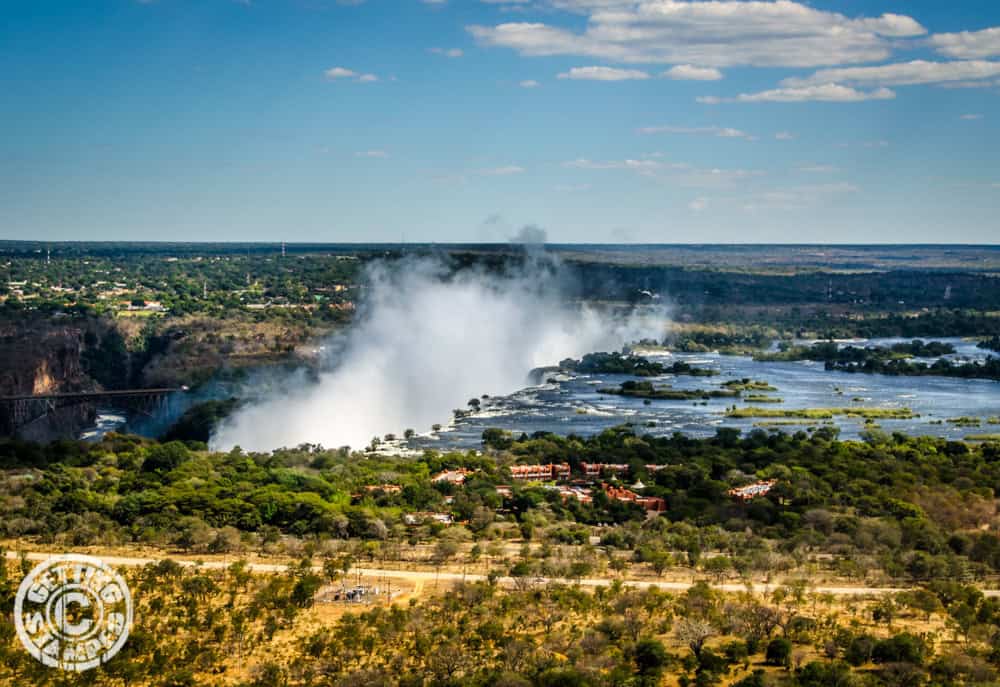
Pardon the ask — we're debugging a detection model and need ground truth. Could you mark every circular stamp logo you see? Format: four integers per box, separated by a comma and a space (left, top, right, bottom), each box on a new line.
14, 554, 133, 672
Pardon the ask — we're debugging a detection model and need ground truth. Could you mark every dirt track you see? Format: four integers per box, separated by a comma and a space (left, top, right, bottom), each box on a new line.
8, 550, 982, 598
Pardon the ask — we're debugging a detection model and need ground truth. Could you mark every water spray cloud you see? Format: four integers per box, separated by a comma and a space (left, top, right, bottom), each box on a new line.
211, 256, 665, 451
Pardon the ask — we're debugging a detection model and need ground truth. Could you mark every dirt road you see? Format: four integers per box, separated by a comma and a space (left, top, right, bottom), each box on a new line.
6, 549, 970, 598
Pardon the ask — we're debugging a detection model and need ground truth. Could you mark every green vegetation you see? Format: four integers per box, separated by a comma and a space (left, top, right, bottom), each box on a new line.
6, 422, 1000, 684
3, 553, 999, 687
744, 395, 783, 403
599, 380, 738, 401
756, 339, 955, 363
755, 340, 1000, 381
560, 352, 718, 377
726, 406, 917, 420
161, 398, 241, 443
946, 417, 982, 427
978, 336, 1000, 353
723, 379, 778, 392
666, 325, 778, 354
560, 351, 667, 376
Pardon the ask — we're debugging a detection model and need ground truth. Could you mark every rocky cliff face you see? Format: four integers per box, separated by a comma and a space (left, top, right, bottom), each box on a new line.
0, 324, 89, 396
0, 320, 96, 439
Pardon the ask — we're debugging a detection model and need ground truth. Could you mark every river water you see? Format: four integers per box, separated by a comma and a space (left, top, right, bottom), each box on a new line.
82, 337, 1000, 450
411, 337, 1000, 451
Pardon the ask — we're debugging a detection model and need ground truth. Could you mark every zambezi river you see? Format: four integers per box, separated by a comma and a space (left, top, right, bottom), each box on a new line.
410, 337, 1000, 450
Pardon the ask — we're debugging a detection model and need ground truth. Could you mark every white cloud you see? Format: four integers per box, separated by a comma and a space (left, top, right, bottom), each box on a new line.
638, 125, 754, 140
775, 131, 796, 140
481, 165, 526, 175
563, 156, 762, 188
429, 47, 464, 58
689, 197, 709, 212
798, 164, 837, 173
743, 182, 858, 212
355, 150, 389, 158
931, 27, 1000, 59
938, 79, 1000, 90
468, 2, 925, 68
782, 59, 1000, 88
325, 67, 358, 79
326, 67, 378, 83
961, 113, 984, 120
699, 84, 896, 104
519, 79, 541, 88
664, 65, 723, 81
563, 158, 664, 172
557, 66, 650, 81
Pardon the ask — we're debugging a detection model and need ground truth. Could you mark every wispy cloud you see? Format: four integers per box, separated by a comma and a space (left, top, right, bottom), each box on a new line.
663, 65, 723, 81
689, 197, 709, 212
519, 79, 541, 88
699, 84, 896, 104
428, 47, 464, 58
638, 125, 754, 140
355, 150, 389, 158
798, 164, 838, 173
782, 59, 1000, 89
480, 165, 526, 176
563, 158, 666, 173
325, 66, 378, 82
743, 182, 859, 212
557, 66, 650, 81
562, 156, 763, 189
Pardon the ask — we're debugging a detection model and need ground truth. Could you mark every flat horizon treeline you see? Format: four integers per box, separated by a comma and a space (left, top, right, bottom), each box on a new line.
3, 427, 1000, 585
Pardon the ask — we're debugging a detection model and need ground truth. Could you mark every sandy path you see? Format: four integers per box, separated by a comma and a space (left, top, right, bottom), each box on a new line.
6, 550, 980, 597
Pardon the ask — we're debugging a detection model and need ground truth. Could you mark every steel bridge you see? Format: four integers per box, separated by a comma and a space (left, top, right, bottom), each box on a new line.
0, 388, 183, 437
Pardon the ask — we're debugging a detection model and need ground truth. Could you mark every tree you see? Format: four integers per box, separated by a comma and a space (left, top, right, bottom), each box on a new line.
646, 548, 671, 577
633, 638, 669, 683
431, 539, 460, 586
765, 637, 792, 668
291, 573, 322, 608
872, 633, 927, 666
675, 618, 715, 659
702, 555, 732, 583
797, 661, 856, 687
845, 634, 877, 666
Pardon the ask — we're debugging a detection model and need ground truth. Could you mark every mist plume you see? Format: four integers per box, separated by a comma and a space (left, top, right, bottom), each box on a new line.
211, 256, 665, 451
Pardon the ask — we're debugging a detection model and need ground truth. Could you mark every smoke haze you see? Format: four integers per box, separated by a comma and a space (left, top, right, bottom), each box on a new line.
211, 257, 665, 452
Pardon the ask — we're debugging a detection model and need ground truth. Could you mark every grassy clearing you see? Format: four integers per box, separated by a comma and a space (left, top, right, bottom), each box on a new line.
722, 378, 778, 392
948, 417, 982, 426
726, 406, 917, 420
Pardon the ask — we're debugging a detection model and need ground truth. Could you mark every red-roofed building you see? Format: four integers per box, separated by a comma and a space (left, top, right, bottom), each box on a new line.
603, 484, 667, 513
509, 463, 571, 481
582, 463, 630, 478
727, 480, 777, 501
432, 469, 472, 484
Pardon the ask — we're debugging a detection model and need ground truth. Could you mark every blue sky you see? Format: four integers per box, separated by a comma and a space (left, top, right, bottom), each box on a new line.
1, 0, 998, 244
